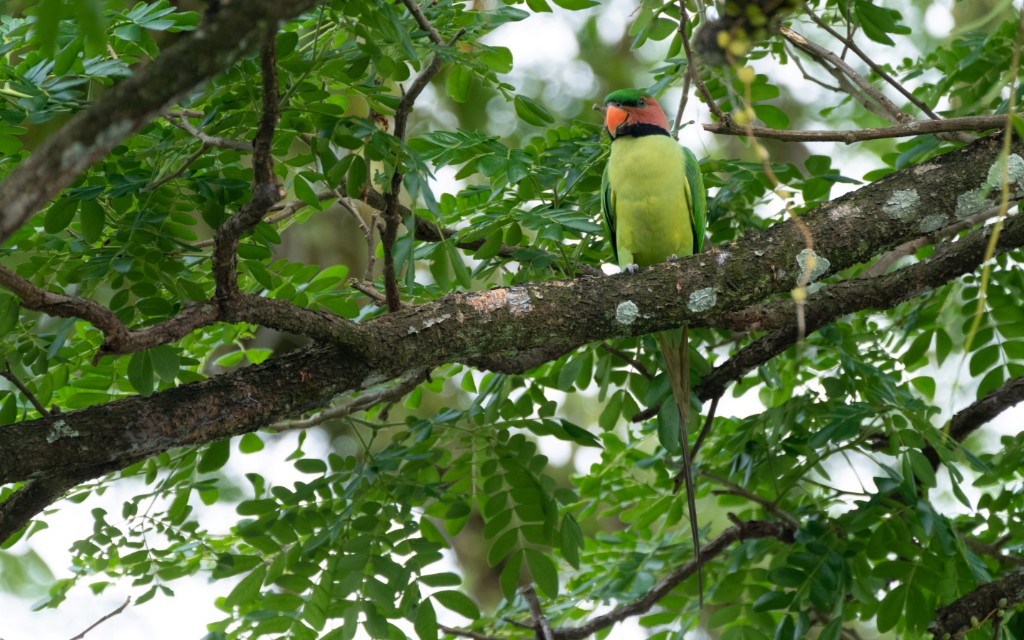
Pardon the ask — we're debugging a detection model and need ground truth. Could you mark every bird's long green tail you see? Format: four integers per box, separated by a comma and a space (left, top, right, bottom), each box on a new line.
657, 327, 702, 607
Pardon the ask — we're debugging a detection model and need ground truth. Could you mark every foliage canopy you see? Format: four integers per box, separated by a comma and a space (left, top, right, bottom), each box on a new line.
2, 1, 1024, 639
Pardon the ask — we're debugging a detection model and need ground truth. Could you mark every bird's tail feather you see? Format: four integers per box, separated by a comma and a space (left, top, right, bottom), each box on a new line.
657, 328, 703, 607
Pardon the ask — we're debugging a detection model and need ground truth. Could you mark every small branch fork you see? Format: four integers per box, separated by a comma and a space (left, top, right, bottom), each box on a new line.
67, 597, 131, 640
212, 31, 283, 301
381, 0, 466, 311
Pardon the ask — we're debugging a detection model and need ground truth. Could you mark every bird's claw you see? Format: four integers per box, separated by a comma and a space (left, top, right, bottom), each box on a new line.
622, 264, 640, 273
667, 254, 680, 262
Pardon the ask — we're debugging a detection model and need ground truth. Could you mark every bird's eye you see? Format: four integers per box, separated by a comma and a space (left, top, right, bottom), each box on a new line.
638, 98, 646, 107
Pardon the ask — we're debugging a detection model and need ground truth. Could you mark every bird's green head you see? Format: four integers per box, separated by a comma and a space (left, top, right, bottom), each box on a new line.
603, 89, 670, 138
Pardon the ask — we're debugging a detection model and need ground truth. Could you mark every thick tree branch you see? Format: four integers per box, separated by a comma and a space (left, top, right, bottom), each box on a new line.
0, 0, 316, 242
923, 377, 1024, 469
550, 519, 795, 640
697, 210, 1024, 400
704, 115, 1006, 143
929, 567, 1024, 638
1, 132, 1020, 540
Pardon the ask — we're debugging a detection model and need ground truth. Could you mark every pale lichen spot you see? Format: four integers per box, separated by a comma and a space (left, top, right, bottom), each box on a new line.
615, 300, 639, 325
796, 248, 830, 283
715, 251, 730, 266
883, 189, 919, 221
919, 214, 947, 233
422, 313, 452, 329
46, 419, 79, 444
60, 142, 90, 171
986, 153, 1024, 192
688, 287, 717, 313
956, 187, 987, 219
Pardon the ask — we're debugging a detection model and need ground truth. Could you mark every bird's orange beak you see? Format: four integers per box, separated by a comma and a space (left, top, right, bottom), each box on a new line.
605, 104, 629, 138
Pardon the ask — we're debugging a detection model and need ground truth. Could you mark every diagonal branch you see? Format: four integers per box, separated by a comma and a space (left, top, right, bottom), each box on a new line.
0, 0, 316, 243
678, 1, 727, 121
781, 25, 911, 125
550, 519, 795, 640
922, 376, 1024, 469
696, 211, 1024, 401
803, 3, 941, 121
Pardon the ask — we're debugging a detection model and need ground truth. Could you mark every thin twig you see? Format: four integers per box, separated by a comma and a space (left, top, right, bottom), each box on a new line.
67, 597, 130, 640
704, 114, 1006, 143
803, 3, 940, 121
381, 19, 467, 311
166, 115, 252, 152
212, 31, 283, 300
690, 394, 719, 457
701, 469, 801, 529
523, 586, 554, 640
549, 520, 796, 640
271, 369, 429, 431
781, 25, 910, 124
1, 361, 49, 417
678, 1, 726, 121
140, 143, 210, 193
438, 626, 502, 640
350, 279, 387, 305
600, 343, 654, 380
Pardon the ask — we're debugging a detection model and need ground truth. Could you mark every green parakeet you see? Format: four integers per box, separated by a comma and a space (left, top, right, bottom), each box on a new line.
601, 88, 708, 604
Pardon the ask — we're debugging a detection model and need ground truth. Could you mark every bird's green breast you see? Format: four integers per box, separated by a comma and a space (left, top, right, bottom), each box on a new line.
607, 135, 694, 268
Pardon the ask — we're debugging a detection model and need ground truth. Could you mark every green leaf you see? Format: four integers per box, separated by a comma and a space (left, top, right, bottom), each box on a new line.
127, 352, 154, 396
753, 104, 790, 129
432, 590, 480, 620
446, 65, 472, 103
524, 549, 559, 597
198, 440, 231, 473
44, 199, 78, 234
414, 598, 438, 640
225, 565, 266, 608
514, 95, 554, 126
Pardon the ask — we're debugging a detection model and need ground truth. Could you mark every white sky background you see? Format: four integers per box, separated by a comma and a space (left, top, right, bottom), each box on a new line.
3, 1, 1022, 638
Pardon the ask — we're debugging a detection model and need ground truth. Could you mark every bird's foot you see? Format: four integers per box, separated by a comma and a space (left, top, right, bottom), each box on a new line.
667, 254, 680, 263
622, 264, 640, 273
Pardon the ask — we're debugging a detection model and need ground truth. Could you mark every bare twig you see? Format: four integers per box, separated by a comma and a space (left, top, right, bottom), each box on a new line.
212, 31, 283, 300
140, 143, 210, 193
781, 25, 910, 124
690, 394, 719, 455
438, 626, 502, 640
381, 4, 466, 311
166, 116, 251, 152
701, 469, 801, 529
523, 586, 554, 640
350, 279, 387, 305
0, 361, 49, 417
803, 3, 941, 121
966, 535, 1024, 568
703, 114, 1006, 143
678, 1, 727, 121
600, 343, 654, 380
271, 369, 429, 431
68, 597, 131, 640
